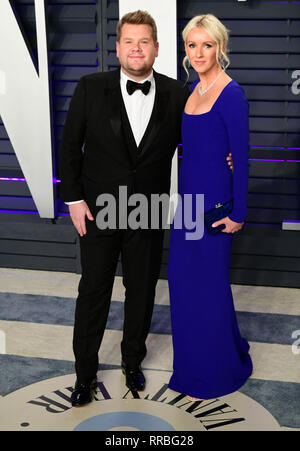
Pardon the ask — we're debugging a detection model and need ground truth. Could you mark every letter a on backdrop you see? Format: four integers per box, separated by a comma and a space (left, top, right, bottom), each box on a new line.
0, 0, 54, 218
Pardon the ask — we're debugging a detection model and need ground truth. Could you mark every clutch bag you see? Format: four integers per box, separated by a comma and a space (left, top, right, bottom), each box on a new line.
204, 199, 233, 235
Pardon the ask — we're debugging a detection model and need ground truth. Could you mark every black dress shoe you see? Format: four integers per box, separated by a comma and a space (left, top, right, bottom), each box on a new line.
71, 377, 98, 407
121, 361, 146, 392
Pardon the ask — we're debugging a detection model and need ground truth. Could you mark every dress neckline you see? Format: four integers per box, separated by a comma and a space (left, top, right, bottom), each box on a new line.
184, 79, 234, 117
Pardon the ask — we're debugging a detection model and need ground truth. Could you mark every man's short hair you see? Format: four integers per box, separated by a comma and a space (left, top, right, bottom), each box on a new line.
117, 10, 158, 43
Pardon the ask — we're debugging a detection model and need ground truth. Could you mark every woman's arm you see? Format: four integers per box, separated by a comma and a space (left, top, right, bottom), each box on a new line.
219, 84, 250, 224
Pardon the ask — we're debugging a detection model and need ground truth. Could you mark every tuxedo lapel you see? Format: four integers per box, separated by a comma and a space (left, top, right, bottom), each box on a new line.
120, 100, 139, 165
105, 69, 138, 165
105, 69, 169, 163
137, 71, 169, 159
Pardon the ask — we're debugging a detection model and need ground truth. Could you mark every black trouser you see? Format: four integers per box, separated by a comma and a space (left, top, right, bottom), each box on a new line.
73, 218, 165, 384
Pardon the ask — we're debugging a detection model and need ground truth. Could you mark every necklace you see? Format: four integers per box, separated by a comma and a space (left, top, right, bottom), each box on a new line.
198, 69, 225, 96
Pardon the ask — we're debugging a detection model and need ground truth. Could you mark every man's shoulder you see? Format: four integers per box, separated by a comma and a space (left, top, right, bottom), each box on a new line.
79, 69, 119, 87
155, 71, 187, 91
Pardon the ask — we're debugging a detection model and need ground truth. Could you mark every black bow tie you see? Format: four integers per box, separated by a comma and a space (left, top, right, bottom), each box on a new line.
126, 80, 151, 96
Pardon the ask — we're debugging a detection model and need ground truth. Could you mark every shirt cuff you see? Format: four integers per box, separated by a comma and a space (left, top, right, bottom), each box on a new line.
65, 200, 84, 205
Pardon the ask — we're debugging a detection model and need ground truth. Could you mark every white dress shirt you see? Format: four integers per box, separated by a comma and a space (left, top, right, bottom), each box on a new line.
120, 69, 155, 147
66, 69, 156, 206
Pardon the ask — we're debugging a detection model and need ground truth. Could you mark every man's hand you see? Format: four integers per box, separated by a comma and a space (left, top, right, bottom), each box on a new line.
227, 152, 233, 171
69, 201, 94, 237
212, 216, 243, 234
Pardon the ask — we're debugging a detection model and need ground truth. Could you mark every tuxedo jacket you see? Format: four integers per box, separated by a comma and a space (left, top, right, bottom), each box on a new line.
59, 68, 190, 212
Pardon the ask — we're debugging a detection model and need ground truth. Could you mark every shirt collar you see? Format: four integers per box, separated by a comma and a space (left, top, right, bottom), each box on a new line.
120, 69, 154, 87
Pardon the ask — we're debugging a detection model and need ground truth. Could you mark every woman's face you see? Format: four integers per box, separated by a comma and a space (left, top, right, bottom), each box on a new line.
185, 26, 219, 75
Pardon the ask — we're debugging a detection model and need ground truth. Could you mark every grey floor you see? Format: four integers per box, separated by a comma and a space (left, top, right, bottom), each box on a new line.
0, 268, 299, 431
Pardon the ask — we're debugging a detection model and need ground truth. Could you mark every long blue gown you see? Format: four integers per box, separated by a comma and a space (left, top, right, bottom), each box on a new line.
168, 79, 253, 399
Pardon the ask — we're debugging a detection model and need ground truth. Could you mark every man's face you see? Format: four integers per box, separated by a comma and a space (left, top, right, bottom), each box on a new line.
116, 23, 159, 81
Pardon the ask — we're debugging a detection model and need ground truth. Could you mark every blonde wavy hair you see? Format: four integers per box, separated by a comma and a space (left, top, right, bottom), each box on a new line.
182, 14, 230, 78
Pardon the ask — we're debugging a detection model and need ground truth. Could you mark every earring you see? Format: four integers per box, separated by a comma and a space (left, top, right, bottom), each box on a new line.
219, 57, 226, 71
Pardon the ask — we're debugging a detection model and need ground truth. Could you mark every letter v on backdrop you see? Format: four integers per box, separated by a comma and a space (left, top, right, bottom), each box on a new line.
0, 0, 54, 218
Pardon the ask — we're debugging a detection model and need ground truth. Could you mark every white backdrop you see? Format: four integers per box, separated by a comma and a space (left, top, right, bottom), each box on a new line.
0, 0, 54, 218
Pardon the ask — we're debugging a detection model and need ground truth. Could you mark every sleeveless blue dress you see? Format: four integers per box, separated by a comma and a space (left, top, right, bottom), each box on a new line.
168, 79, 253, 399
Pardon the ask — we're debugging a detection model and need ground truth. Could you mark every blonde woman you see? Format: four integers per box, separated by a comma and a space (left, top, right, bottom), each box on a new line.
168, 14, 253, 401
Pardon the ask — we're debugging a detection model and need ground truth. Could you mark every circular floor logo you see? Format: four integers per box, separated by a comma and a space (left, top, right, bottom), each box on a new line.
0, 370, 280, 431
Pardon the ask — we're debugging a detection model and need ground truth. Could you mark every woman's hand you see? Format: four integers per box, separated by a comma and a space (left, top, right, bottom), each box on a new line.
227, 152, 233, 171
212, 216, 244, 233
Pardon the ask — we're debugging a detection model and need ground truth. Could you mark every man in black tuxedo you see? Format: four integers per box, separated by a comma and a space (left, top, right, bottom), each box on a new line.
60, 10, 190, 406
60, 10, 230, 407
